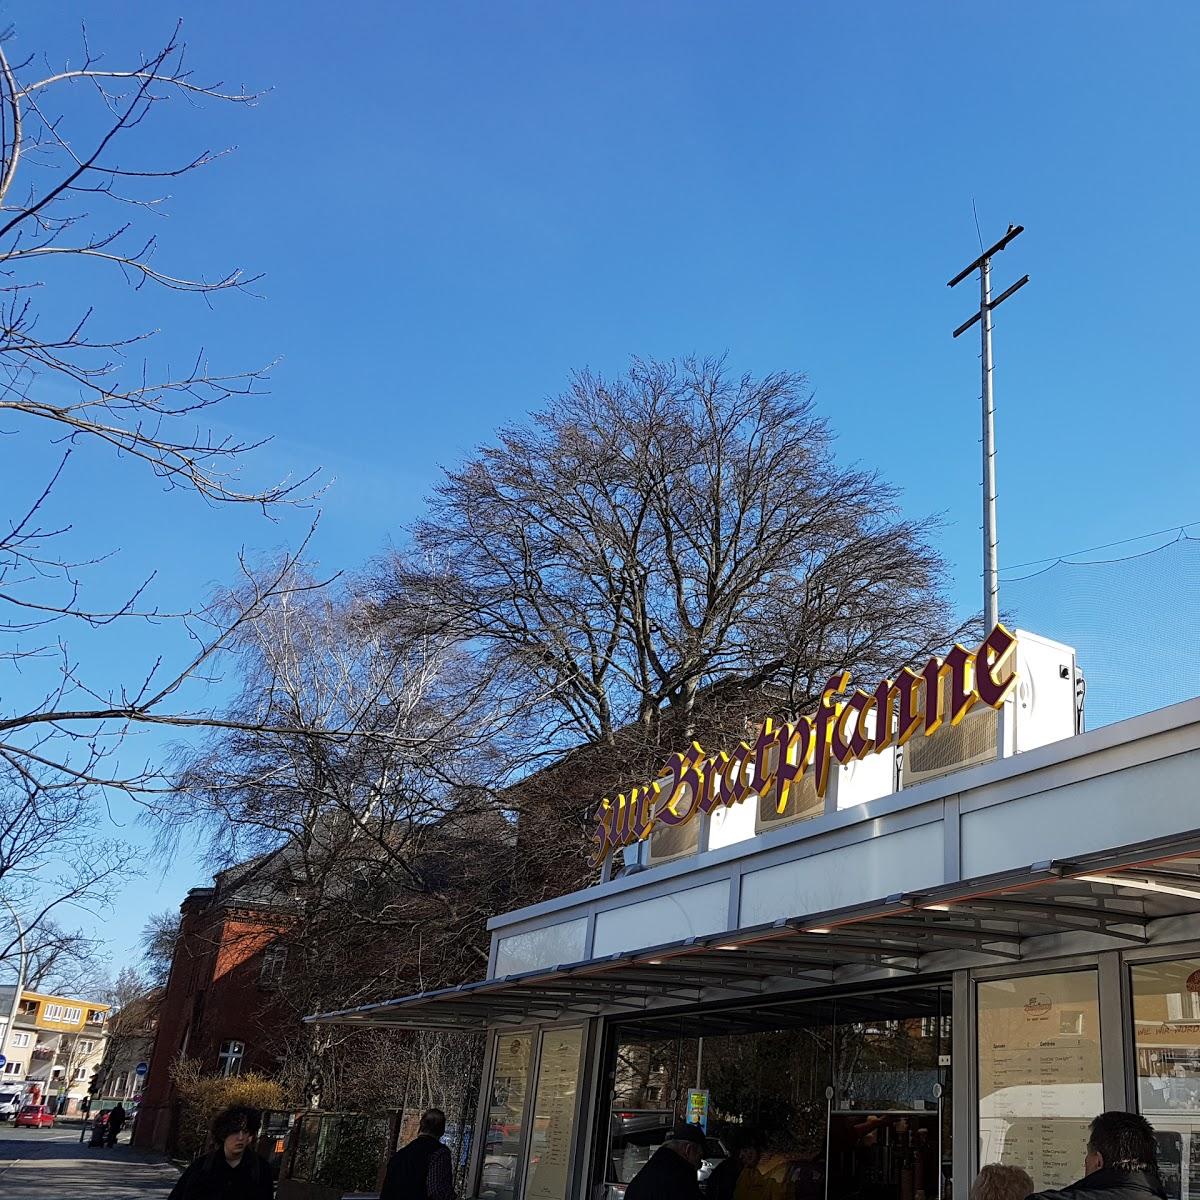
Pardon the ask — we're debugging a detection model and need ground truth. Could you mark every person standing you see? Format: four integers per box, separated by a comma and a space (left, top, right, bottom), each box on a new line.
168, 1105, 273, 1200
626, 1123, 706, 1200
380, 1107, 456, 1200
106, 1101, 127, 1147
1027, 1112, 1166, 1200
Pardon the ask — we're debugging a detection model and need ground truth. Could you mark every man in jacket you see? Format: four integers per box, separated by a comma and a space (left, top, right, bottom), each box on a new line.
380, 1108, 455, 1200
1027, 1112, 1166, 1200
626, 1122, 706, 1200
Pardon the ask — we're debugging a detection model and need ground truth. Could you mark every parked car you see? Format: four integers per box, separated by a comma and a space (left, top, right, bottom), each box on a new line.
0, 1091, 21, 1121
14, 1104, 55, 1129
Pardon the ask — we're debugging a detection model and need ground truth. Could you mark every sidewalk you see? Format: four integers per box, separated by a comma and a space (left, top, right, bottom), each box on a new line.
0, 1128, 180, 1198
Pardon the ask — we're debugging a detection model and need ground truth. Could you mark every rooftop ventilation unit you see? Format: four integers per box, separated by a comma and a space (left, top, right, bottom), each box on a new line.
900, 629, 1078, 789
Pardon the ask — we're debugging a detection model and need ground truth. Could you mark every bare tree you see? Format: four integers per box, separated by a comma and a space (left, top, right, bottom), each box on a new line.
0, 21, 320, 795
389, 358, 964, 746
380, 357, 971, 880
17, 919, 105, 995
164, 571, 521, 1103
0, 22, 327, 959
140, 909, 181, 989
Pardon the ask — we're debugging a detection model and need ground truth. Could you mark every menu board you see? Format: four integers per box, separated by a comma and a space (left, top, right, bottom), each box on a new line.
523, 1027, 585, 1200
484, 1033, 532, 1200
978, 971, 1103, 1189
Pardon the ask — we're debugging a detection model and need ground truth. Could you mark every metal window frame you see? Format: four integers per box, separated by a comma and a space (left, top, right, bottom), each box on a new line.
1123, 939, 1200, 1116
967, 959, 1112, 1195
471, 1027, 537, 1200
470, 1021, 591, 1200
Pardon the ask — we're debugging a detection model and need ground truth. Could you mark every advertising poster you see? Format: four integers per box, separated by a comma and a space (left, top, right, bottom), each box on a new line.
687, 1089, 710, 1133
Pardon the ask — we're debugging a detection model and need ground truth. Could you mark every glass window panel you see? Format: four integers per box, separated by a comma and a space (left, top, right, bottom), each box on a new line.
977, 971, 1103, 1190
1131, 958, 1200, 1200
523, 1027, 585, 1200
834, 991, 949, 1112
481, 1032, 532, 1200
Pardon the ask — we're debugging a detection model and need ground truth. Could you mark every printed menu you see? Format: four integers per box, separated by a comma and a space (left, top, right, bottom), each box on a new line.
523, 1027, 585, 1200
977, 971, 1103, 1189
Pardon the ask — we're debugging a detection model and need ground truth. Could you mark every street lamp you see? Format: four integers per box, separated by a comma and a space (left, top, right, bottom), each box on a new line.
0, 897, 27, 1083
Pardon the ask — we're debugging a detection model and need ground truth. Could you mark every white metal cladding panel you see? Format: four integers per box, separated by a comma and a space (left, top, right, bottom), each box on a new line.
960, 746, 1200, 879
493, 918, 588, 978
591, 881, 731, 958
739, 821, 945, 927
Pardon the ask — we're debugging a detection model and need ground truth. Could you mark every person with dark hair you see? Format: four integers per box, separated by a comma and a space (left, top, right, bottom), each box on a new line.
626, 1122, 706, 1200
106, 1101, 127, 1147
1028, 1112, 1166, 1200
380, 1107, 456, 1200
167, 1104, 273, 1200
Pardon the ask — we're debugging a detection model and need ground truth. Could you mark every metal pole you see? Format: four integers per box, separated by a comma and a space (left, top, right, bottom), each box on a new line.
0, 898, 26, 1081
950, 225, 1027, 762
980, 257, 999, 632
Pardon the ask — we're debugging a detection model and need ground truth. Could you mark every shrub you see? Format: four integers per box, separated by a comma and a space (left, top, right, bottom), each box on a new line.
170, 1057, 287, 1159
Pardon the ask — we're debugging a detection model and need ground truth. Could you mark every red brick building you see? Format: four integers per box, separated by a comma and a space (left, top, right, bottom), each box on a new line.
134, 863, 294, 1152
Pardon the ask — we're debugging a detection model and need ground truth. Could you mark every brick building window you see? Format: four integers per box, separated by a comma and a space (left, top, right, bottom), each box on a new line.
218, 1040, 245, 1077
259, 943, 288, 987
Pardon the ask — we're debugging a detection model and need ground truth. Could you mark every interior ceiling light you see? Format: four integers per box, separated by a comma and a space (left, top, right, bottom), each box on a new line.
923, 904, 952, 912
1076, 873, 1200, 901
805, 927, 832, 934
716, 945, 740, 951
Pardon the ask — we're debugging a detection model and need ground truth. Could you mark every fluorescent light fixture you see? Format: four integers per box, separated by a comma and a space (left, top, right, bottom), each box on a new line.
647, 959, 663, 965
716, 945, 740, 951
923, 904, 952, 912
1076, 874, 1200, 902
805, 927, 832, 935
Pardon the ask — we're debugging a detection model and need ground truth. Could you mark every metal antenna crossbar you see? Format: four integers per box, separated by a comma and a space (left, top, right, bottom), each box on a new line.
948, 223, 1029, 639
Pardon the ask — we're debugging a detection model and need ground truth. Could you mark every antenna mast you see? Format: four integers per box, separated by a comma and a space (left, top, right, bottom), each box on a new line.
948, 224, 1029, 632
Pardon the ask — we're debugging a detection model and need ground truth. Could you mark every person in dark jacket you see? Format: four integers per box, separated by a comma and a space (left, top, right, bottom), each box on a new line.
1027, 1112, 1166, 1200
168, 1105, 273, 1200
626, 1122, 706, 1200
106, 1102, 127, 1147
380, 1107, 456, 1200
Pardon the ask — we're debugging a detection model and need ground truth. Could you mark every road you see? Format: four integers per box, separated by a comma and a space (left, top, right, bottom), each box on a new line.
0, 1122, 181, 1198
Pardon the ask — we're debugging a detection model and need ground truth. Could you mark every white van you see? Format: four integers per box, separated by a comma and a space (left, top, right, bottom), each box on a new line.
0, 1090, 21, 1121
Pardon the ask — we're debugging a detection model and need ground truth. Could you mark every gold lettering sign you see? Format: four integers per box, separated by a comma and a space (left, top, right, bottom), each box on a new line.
590, 623, 1018, 865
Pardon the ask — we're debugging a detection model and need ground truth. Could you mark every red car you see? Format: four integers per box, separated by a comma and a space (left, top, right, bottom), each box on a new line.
14, 1104, 55, 1129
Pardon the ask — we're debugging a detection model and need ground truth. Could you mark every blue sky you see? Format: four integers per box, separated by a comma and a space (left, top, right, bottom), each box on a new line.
9, 3, 1199, 973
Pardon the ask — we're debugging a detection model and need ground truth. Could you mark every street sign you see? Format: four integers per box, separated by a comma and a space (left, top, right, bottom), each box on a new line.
0, 1054, 6, 1069
134, 1062, 149, 1077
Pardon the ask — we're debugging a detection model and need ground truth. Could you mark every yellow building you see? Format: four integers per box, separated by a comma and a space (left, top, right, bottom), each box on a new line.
0, 987, 110, 1112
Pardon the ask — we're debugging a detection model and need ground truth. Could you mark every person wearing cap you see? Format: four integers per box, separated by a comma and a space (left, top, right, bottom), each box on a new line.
626, 1121, 707, 1200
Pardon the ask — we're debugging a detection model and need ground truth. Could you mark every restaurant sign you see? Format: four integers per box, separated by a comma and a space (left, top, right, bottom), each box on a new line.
591, 624, 1018, 864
